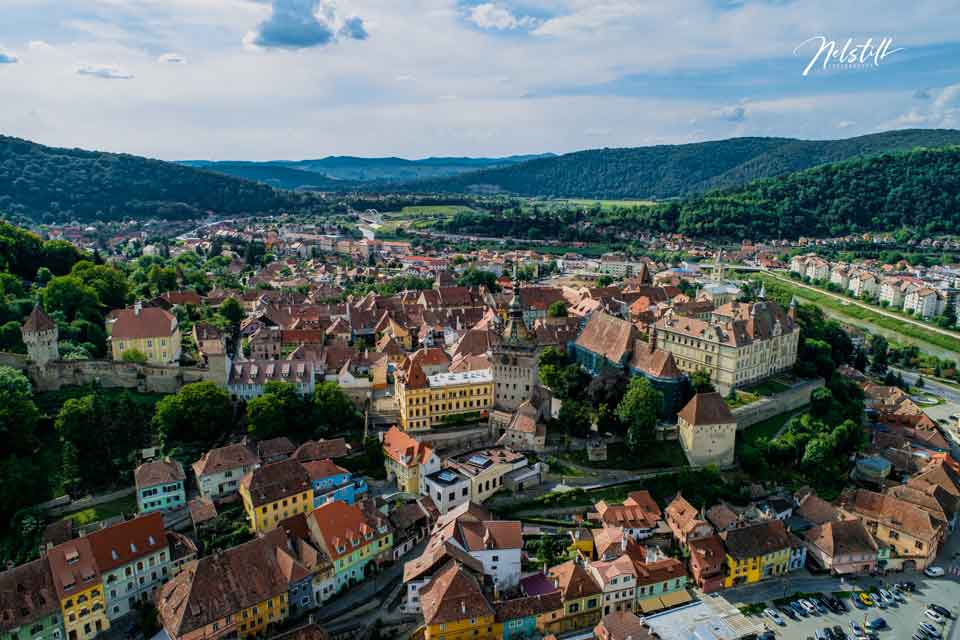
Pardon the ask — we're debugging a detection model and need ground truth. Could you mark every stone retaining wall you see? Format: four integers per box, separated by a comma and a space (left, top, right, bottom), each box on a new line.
733, 377, 824, 429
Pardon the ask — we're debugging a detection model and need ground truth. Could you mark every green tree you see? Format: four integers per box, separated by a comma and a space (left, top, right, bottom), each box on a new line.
547, 301, 567, 317
617, 377, 662, 450
219, 297, 244, 324
810, 387, 833, 418
690, 369, 716, 394
870, 334, 889, 375
247, 381, 311, 440
71, 261, 129, 310
0, 367, 40, 456
41, 276, 100, 321
121, 348, 148, 364
154, 381, 234, 446
41, 239, 81, 275
0, 320, 25, 353
557, 399, 593, 438
596, 275, 614, 287
313, 382, 362, 437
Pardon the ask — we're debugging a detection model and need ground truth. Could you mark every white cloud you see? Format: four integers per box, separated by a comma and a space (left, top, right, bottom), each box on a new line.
157, 52, 186, 64
714, 104, 747, 122
468, 3, 537, 30
836, 120, 856, 129
75, 63, 134, 79
28, 40, 53, 51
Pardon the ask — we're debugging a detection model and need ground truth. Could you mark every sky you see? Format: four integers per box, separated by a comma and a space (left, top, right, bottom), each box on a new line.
0, 0, 958, 161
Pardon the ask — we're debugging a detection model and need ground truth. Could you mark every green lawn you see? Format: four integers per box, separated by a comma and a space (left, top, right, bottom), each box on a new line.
736, 410, 799, 451
755, 273, 960, 355
563, 439, 687, 471
745, 379, 792, 396
725, 390, 761, 409
62, 494, 138, 526
555, 199, 657, 210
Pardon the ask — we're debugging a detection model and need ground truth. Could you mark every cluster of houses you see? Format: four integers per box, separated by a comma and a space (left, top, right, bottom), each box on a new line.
790, 253, 960, 321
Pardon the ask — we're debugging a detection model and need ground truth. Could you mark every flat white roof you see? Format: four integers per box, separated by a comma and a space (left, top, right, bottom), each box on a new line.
428, 369, 493, 387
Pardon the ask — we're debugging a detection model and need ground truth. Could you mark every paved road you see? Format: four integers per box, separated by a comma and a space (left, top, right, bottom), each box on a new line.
766, 271, 960, 346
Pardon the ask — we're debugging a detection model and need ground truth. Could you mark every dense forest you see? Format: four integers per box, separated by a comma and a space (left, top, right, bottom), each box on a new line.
183, 153, 555, 186
436, 146, 960, 240
398, 129, 960, 199
0, 136, 325, 224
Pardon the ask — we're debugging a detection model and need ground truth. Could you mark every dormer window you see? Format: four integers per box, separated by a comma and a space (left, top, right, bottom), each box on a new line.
130, 543, 137, 553
111, 550, 119, 561
148, 536, 156, 546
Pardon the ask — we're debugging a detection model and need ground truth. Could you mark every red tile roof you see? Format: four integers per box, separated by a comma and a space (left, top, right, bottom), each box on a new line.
678, 392, 734, 426
87, 513, 166, 573
110, 306, 178, 340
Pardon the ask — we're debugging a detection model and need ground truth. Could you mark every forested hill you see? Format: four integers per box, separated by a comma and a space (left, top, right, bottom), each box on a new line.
639, 145, 960, 238
0, 136, 322, 224
398, 129, 960, 199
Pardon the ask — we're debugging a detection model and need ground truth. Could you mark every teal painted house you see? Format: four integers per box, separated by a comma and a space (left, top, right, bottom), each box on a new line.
0, 558, 66, 640
134, 458, 186, 513
495, 592, 563, 640
303, 458, 368, 508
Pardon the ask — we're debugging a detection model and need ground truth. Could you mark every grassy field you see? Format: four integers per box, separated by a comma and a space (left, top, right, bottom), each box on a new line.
755, 273, 960, 356
725, 390, 761, 409
736, 410, 800, 451
563, 440, 688, 471
62, 494, 138, 526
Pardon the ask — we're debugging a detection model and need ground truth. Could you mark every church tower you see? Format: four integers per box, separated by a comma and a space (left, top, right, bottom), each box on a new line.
21, 305, 58, 366
490, 271, 540, 412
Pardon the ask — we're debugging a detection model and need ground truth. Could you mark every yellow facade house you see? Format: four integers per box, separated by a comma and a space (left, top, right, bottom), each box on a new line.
382, 426, 440, 495
47, 538, 110, 640
721, 520, 792, 588
419, 560, 499, 640
239, 460, 313, 534
395, 357, 494, 431
107, 301, 181, 364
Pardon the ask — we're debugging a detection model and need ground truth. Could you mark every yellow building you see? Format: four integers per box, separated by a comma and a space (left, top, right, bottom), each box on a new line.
47, 538, 110, 640
237, 593, 288, 638
419, 561, 499, 640
395, 358, 493, 431
156, 531, 295, 640
107, 302, 182, 364
446, 447, 527, 504
544, 559, 603, 634
239, 460, 313, 533
720, 520, 792, 588
568, 528, 595, 559
382, 426, 440, 495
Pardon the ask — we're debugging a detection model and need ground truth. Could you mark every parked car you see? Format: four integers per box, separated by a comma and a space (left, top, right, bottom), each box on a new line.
801, 599, 819, 614
849, 621, 865, 637
833, 596, 849, 613
874, 594, 887, 609
832, 625, 848, 639
859, 592, 874, 607
925, 608, 945, 623
928, 603, 953, 618
924, 566, 945, 577
793, 600, 810, 616
892, 589, 905, 602
852, 595, 866, 610
896, 581, 917, 592
868, 617, 887, 629
815, 630, 828, 640
764, 608, 785, 626
919, 621, 942, 638
878, 589, 895, 605
913, 633, 928, 640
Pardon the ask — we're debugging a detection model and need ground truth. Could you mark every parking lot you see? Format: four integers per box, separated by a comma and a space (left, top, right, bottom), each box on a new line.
727, 574, 960, 640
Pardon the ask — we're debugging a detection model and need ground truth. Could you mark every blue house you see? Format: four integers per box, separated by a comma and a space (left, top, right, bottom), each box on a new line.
495, 592, 563, 640
303, 459, 368, 508
134, 458, 186, 513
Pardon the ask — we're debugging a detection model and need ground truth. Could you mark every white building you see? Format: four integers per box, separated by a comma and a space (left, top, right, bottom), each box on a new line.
422, 468, 471, 515
904, 287, 943, 319
192, 442, 261, 500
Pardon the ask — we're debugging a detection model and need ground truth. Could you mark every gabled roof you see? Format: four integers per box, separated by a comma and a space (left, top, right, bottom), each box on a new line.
574, 312, 639, 364
678, 392, 734, 426
156, 530, 296, 637
134, 459, 185, 488
308, 500, 385, 562
87, 512, 166, 573
720, 520, 791, 560
419, 560, 493, 626
293, 438, 349, 461
548, 559, 601, 600
804, 519, 878, 558
239, 460, 311, 508
193, 442, 260, 478
629, 339, 682, 379
382, 426, 435, 467
110, 306, 178, 340
46, 537, 100, 600
0, 558, 59, 631
302, 459, 350, 482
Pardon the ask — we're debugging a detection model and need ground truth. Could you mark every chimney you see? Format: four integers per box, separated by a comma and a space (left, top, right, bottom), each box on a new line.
648, 323, 657, 352
134, 300, 142, 316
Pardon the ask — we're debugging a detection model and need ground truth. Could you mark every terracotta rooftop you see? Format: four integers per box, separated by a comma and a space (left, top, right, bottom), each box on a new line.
21, 304, 56, 333
134, 458, 185, 489
548, 559, 601, 600
382, 426, 435, 467
720, 520, 792, 560
419, 560, 493, 626
678, 392, 735, 426
87, 512, 166, 573
804, 519, 878, 558
193, 442, 260, 478
574, 312, 640, 365
240, 459, 311, 508
110, 305, 178, 340
293, 438, 350, 461
0, 558, 59, 632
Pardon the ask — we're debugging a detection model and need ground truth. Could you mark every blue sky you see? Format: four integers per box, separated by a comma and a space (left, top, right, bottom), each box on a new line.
0, 0, 957, 160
